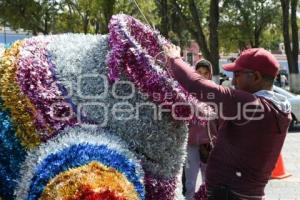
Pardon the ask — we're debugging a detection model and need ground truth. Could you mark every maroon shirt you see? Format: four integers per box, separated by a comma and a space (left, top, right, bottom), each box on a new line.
168, 58, 291, 196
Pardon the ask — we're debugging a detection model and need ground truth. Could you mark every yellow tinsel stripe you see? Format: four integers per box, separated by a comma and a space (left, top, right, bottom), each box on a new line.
0, 41, 41, 149
40, 161, 140, 200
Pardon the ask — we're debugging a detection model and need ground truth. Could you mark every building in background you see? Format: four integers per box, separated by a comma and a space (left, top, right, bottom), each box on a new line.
182, 41, 202, 66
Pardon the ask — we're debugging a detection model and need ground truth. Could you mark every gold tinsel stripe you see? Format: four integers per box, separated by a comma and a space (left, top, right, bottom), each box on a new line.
0, 41, 41, 149
40, 161, 139, 200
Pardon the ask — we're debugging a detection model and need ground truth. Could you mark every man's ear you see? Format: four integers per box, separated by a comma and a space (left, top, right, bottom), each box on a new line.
254, 71, 263, 82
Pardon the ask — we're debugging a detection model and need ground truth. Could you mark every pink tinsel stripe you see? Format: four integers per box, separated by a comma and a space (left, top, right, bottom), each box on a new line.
16, 38, 77, 141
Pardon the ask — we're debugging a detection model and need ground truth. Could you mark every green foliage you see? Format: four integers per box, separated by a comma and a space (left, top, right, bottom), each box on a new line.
0, 0, 293, 55
115, 0, 159, 28
0, 0, 59, 34
260, 25, 283, 51
219, 0, 282, 52
0, 0, 159, 34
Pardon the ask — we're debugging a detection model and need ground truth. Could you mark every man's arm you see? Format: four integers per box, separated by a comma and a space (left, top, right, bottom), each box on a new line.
167, 57, 258, 118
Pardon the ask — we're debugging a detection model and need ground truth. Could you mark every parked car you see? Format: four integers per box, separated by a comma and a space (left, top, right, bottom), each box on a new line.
273, 85, 300, 130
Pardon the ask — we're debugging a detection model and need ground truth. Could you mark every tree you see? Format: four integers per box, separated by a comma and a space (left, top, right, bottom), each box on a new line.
53, 3, 82, 33
51, 0, 159, 34
219, 0, 281, 51
260, 25, 283, 52
0, 0, 59, 35
62, 0, 93, 34
152, 0, 190, 46
0, 0, 159, 35
171, 0, 220, 76
280, 0, 300, 93
114, 0, 159, 28
81, 0, 117, 34
156, 0, 169, 38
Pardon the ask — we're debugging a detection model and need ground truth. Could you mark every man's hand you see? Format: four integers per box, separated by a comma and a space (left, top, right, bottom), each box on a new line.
162, 44, 181, 59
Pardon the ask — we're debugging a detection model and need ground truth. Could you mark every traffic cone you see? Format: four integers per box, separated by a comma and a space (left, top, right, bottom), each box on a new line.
271, 153, 291, 179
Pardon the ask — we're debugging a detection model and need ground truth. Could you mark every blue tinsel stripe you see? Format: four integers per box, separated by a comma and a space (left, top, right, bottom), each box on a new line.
26, 144, 144, 200
0, 98, 27, 200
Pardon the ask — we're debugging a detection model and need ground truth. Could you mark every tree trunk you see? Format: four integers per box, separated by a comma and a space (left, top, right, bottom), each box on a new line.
281, 1, 293, 72
291, 0, 299, 73
289, 73, 300, 93
95, 20, 100, 34
44, 9, 49, 35
173, 0, 220, 77
32, 29, 38, 36
104, 3, 114, 33
280, 0, 300, 92
83, 13, 89, 34
159, 0, 169, 38
209, 0, 220, 75
67, 4, 75, 33
253, 28, 261, 48
187, 0, 210, 59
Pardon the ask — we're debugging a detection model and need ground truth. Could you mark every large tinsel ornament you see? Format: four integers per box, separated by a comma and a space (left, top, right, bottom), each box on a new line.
0, 14, 214, 200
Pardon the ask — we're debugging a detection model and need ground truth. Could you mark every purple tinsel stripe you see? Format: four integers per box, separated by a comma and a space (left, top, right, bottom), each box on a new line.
129, 19, 162, 57
144, 172, 177, 200
124, 49, 191, 118
106, 18, 129, 83
107, 14, 212, 123
16, 38, 77, 141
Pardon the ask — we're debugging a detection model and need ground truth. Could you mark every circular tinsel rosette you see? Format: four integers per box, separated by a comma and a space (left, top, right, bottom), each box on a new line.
16, 37, 77, 141
0, 98, 27, 199
107, 14, 214, 124
15, 126, 144, 200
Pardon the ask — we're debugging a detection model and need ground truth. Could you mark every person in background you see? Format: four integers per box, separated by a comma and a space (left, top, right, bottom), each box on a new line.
184, 59, 213, 200
163, 45, 291, 200
280, 74, 287, 89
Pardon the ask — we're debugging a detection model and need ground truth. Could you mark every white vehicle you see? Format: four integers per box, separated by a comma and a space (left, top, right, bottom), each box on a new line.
273, 85, 300, 130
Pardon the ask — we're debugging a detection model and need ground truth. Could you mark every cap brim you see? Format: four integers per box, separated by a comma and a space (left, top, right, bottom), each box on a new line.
223, 63, 243, 72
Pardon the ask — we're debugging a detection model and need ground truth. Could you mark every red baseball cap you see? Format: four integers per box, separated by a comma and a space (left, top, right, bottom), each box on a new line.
223, 48, 279, 77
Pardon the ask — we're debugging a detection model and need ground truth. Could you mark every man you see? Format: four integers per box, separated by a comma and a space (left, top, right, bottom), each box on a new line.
163, 45, 291, 199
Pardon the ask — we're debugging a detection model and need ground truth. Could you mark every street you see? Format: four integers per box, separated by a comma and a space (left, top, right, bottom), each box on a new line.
265, 125, 300, 199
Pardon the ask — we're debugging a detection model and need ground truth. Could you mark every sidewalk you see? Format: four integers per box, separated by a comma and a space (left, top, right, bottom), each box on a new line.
265, 131, 300, 199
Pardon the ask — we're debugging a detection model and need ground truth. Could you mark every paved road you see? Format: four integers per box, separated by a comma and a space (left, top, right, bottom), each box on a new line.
265, 126, 300, 200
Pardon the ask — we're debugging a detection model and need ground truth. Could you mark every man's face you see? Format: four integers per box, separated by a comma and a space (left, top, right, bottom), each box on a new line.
232, 70, 255, 92
196, 67, 211, 80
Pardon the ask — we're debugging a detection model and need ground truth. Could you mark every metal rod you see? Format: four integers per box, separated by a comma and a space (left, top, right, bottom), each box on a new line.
132, 0, 154, 29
